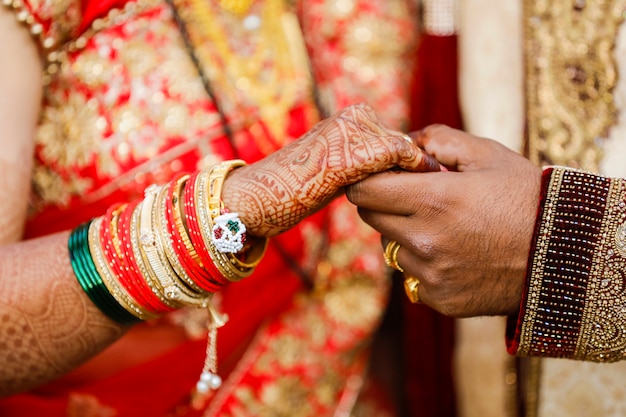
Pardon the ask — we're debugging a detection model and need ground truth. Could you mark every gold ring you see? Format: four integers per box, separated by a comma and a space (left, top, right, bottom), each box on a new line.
403, 274, 421, 304
383, 240, 404, 272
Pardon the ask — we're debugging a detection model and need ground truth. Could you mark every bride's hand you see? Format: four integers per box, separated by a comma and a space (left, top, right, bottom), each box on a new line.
222, 103, 438, 236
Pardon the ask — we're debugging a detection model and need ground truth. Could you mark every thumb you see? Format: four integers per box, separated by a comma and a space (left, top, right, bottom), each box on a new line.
410, 125, 504, 172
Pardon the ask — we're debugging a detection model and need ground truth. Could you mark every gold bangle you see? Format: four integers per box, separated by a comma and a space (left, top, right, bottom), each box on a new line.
139, 184, 209, 308
206, 160, 247, 218
195, 168, 247, 282
171, 174, 204, 268
156, 178, 206, 295
153, 181, 211, 306
109, 204, 125, 258
130, 195, 179, 311
206, 162, 267, 271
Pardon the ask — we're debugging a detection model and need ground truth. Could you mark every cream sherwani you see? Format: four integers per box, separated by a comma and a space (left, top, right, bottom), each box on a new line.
457, 1, 626, 416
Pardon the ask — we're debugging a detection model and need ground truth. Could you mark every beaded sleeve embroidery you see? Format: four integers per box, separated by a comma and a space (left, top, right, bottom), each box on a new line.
508, 166, 626, 362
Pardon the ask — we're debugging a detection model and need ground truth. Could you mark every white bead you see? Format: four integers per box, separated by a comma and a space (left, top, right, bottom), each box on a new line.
209, 374, 222, 389
196, 380, 210, 394
31, 23, 43, 35
198, 371, 222, 391
43, 37, 55, 49
244, 14, 261, 30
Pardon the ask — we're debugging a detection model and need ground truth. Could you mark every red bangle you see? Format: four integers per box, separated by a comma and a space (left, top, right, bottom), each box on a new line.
101, 201, 157, 314
165, 173, 223, 292
118, 199, 174, 315
183, 171, 230, 288
99, 203, 152, 311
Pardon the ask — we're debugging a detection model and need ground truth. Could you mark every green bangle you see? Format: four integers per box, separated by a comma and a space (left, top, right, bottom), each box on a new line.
69, 221, 140, 325
69, 223, 109, 312
74, 222, 140, 324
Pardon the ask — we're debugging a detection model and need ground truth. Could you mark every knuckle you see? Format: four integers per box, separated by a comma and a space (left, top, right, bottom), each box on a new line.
349, 102, 376, 116
338, 102, 376, 122
420, 123, 450, 138
419, 239, 439, 261
390, 137, 412, 159
408, 232, 443, 262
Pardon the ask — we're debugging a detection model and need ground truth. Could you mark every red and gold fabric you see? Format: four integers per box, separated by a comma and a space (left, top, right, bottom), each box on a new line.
0, 0, 419, 415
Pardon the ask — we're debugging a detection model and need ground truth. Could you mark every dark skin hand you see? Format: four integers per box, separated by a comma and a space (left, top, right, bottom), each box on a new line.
346, 125, 543, 318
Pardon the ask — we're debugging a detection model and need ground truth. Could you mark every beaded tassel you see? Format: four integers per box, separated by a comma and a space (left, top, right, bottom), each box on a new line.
192, 301, 229, 408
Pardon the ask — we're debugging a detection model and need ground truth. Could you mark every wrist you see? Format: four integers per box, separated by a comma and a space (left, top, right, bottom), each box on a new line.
221, 164, 262, 236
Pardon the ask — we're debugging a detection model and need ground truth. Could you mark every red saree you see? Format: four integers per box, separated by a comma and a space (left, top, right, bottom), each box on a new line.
1, 0, 420, 415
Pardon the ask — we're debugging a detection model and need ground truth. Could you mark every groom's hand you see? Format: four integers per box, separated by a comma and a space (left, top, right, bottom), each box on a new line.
346, 125, 542, 317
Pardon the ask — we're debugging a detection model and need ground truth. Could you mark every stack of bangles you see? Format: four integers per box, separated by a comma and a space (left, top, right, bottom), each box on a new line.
67, 159, 268, 395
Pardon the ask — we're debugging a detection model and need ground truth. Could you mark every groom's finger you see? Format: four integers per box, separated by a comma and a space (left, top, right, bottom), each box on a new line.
346, 170, 451, 216
410, 125, 508, 172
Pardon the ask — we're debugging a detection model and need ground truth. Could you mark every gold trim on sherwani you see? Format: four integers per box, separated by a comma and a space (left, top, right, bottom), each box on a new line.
523, 0, 626, 172
510, 166, 626, 362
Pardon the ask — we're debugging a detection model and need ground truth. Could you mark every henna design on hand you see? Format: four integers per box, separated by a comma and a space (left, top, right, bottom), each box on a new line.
223, 103, 437, 236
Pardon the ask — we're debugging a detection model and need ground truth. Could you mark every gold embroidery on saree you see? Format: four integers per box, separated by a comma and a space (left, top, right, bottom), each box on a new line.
208, 284, 377, 417
2, 0, 81, 52
300, 0, 418, 129
171, 0, 317, 146
31, 2, 223, 210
